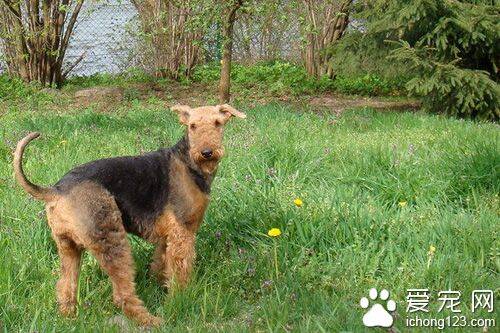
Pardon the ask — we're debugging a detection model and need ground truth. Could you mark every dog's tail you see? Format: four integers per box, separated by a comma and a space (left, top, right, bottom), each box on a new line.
13, 132, 56, 202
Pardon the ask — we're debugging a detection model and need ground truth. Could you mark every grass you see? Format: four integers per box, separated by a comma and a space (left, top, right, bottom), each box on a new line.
0, 86, 499, 332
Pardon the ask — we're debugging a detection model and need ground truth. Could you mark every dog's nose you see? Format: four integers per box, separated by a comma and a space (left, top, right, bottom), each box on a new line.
201, 149, 213, 159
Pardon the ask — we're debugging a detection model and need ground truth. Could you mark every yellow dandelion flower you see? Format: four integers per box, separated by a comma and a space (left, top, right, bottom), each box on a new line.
429, 245, 436, 254
398, 201, 407, 207
268, 228, 281, 237
294, 198, 303, 207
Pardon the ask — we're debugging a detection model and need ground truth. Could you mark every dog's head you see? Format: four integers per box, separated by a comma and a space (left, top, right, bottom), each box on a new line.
171, 104, 246, 174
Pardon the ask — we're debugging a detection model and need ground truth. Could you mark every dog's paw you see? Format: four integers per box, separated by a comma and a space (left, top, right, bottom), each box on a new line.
140, 314, 163, 327
58, 302, 77, 317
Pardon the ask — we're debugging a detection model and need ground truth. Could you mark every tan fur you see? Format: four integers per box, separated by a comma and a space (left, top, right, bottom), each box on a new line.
13, 132, 56, 201
13, 104, 245, 327
45, 182, 162, 326
150, 156, 209, 288
171, 104, 246, 174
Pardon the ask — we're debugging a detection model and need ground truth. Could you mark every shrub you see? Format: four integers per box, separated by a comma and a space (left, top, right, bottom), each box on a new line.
372, 0, 499, 120
391, 42, 499, 120
0, 75, 42, 100
328, 30, 412, 81
191, 61, 404, 96
332, 74, 406, 96
62, 70, 156, 90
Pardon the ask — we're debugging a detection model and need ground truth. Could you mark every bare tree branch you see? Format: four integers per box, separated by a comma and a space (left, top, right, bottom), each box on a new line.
62, 50, 86, 78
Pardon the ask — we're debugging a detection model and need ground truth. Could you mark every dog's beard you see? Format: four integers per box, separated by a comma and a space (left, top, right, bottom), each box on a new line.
199, 160, 219, 174
191, 149, 223, 174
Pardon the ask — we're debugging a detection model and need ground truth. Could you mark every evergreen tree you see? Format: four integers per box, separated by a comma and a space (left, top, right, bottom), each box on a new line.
368, 0, 499, 120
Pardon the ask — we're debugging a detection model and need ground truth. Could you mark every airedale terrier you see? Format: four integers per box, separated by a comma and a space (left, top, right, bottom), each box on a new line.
13, 104, 246, 326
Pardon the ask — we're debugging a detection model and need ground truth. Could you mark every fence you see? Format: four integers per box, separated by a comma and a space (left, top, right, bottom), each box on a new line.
64, 0, 137, 76
0, 1, 302, 78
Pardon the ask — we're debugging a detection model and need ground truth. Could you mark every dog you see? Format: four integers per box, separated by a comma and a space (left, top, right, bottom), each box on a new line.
13, 104, 246, 326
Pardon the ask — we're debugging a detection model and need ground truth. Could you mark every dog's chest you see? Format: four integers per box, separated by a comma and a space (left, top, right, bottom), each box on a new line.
150, 167, 209, 241
169, 158, 209, 227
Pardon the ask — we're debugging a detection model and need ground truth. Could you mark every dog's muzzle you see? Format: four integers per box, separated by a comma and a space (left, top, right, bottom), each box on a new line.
201, 149, 213, 159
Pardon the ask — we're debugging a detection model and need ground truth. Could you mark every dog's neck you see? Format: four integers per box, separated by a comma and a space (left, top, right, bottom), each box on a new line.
171, 135, 215, 194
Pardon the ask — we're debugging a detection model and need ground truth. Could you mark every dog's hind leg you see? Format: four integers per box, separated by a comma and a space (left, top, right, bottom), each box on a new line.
54, 235, 82, 316
89, 235, 162, 327
67, 182, 162, 327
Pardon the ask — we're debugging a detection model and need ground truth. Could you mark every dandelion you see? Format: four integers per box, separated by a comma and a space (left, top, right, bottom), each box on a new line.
267, 228, 281, 279
294, 198, 303, 207
398, 201, 407, 207
268, 228, 281, 237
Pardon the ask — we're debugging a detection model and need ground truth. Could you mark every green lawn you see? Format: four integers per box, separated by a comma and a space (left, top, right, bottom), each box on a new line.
0, 94, 498, 332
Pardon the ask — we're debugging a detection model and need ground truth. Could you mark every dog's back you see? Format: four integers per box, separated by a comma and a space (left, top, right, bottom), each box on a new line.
55, 150, 172, 237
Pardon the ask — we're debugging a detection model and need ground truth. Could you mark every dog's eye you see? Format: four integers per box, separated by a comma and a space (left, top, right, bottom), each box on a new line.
190, 123, 196, 130
214, 120, 221, 127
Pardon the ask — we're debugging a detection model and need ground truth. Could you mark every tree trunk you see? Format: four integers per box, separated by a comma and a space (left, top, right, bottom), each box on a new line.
219, 23, 234, 103
218, 0, 244, 104
300, 0, 352, 79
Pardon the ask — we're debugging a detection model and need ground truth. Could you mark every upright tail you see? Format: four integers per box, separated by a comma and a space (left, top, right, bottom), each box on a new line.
13, 132, 56, 202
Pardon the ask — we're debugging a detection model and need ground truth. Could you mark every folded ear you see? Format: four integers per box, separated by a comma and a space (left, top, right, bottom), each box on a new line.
171, 104, 191, 125
218, 104, 247, 121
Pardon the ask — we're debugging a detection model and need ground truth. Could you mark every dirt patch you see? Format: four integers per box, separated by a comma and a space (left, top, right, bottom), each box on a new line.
159, 82, 217, 105
72, 87, 127, 112
71, 82, 217, 112
74, 87, 124, 100
71, 82, 420, 114
309, 94, 421, 115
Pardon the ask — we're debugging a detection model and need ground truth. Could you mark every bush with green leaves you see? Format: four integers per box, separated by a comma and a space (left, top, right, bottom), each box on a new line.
191, 61, 404, 96
0, 75, 39, 100
368, 0, 499, 120
332, 74, 406, 96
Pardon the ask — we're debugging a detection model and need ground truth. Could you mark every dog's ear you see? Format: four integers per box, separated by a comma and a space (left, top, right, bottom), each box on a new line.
171, 104, 191, 125
218, 104, 246, 121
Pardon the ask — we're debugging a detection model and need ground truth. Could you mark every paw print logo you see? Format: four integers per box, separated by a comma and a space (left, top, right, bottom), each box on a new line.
360, 288, 396, 328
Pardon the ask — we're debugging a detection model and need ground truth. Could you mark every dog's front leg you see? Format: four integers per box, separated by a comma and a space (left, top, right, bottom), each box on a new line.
150, 241, 166, 280
163, 223, 196, 289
